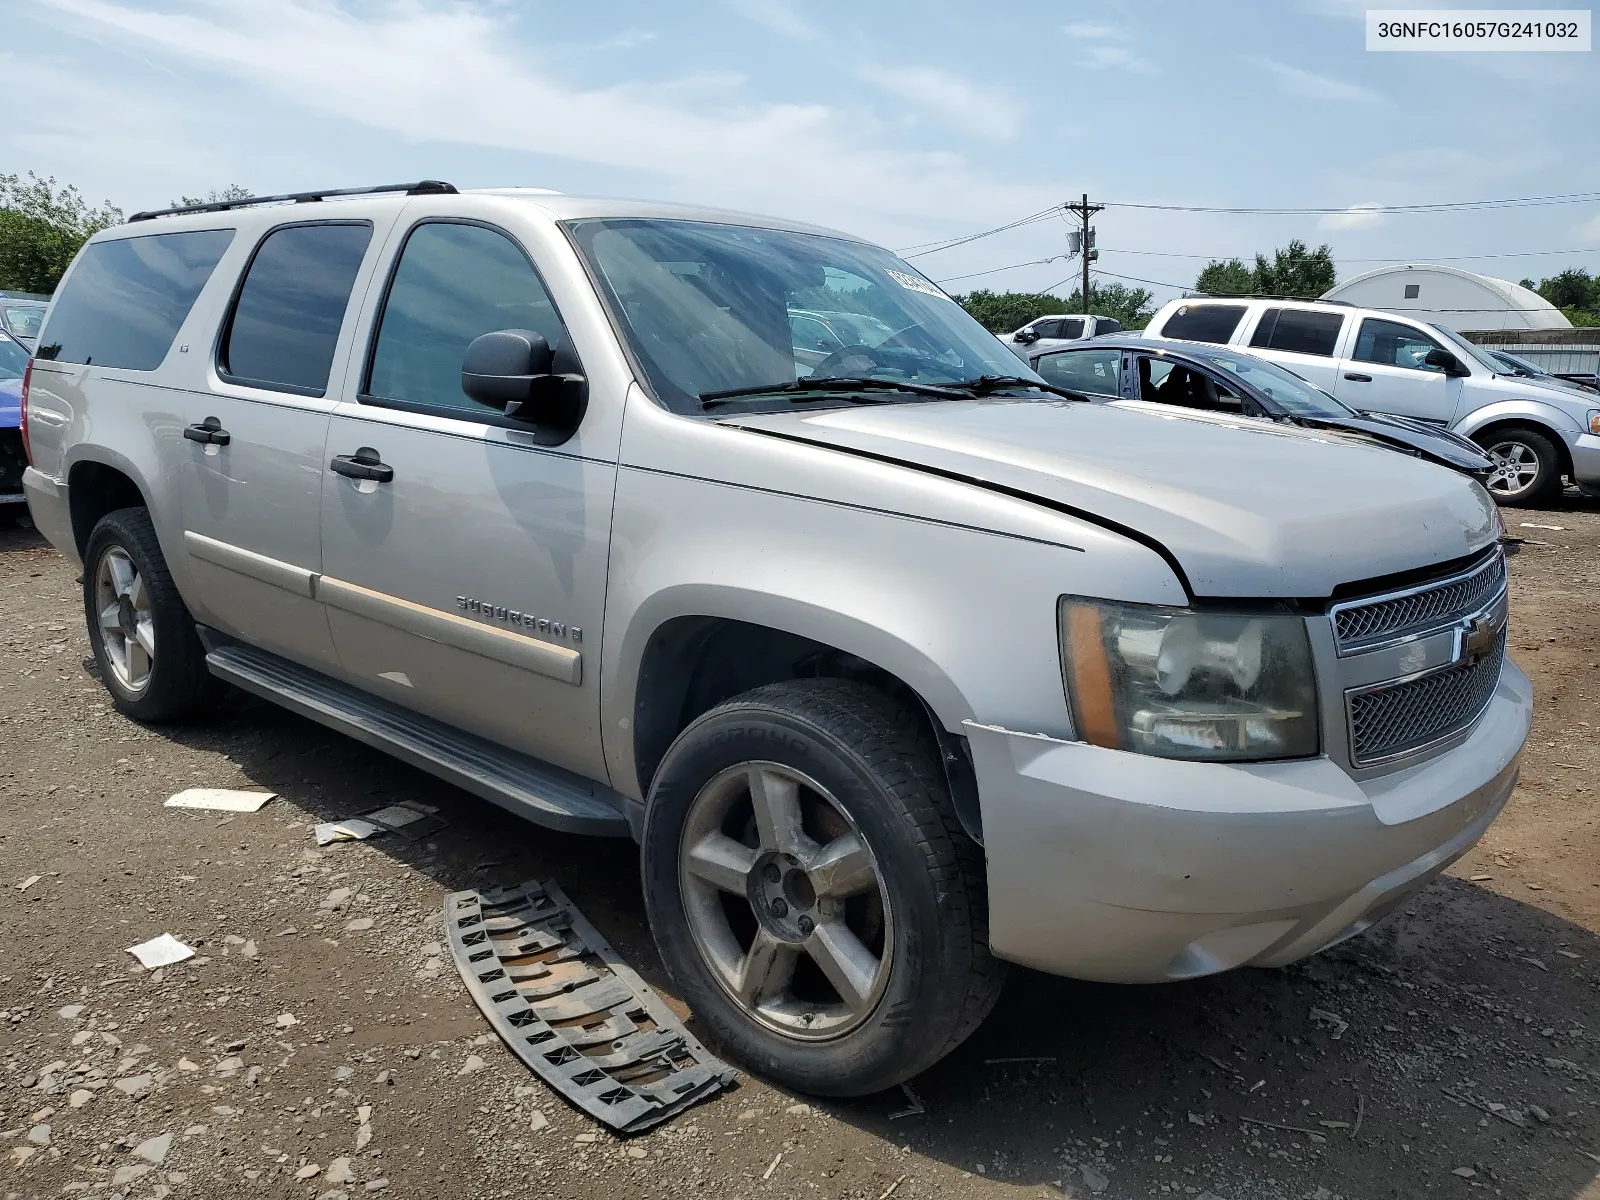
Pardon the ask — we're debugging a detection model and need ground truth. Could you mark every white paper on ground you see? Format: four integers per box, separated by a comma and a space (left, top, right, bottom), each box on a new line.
126, 934, 196, 969
314, 819, 383, 846
164, 789, 276, 813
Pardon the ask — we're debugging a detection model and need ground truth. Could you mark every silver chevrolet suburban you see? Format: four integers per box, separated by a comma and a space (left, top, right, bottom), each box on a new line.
21, 182, 1532, 1097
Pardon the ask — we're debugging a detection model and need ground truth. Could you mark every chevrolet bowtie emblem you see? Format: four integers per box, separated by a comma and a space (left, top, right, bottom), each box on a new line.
1461, 615, 1499, 661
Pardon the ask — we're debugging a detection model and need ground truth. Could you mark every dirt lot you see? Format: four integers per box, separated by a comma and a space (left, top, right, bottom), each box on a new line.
2, 494, 1598, 1200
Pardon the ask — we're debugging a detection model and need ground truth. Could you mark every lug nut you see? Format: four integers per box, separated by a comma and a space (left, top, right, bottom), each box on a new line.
763, 863, 781, 884
771, 898, 788, 918
797, 915, 814, 935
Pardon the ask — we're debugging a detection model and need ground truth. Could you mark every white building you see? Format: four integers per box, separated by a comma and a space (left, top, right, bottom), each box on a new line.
1321, 264, 1570, 332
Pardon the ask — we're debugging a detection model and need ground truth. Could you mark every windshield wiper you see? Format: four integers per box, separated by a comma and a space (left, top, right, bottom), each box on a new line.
699, 376, 973, 409
945, 375, 1089, 402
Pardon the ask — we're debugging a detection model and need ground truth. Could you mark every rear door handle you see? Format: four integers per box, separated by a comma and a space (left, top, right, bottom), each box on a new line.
330, 447, 394, 483
183, 416, 230, 445
1343, 372, 1372, 383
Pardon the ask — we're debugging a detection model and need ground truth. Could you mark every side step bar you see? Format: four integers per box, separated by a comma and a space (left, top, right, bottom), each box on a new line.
205, 643, 631, 838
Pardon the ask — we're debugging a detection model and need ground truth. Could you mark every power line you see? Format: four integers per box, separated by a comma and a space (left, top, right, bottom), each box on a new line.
1102, 190, 1600, 215
897, 207, 1062, 258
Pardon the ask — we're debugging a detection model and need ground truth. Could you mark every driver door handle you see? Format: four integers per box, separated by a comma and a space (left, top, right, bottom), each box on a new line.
1344, 372, 1372, 383
329, 447, 394, 483
183, 416, 230, 445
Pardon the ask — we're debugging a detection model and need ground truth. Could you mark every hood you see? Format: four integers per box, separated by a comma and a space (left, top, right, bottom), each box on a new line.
722, 398, 1500, 598
1302, 412, 1493, 473
0, 377, 19, 428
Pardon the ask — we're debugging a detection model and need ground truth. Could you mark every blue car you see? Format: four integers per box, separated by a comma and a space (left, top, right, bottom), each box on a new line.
0, 329, 28, 505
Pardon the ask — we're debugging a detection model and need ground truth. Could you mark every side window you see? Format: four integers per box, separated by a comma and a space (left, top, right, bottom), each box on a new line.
1036, 349, 1121, 396
219, 222, 372, 395
789, 314, 842, 353
35, 229, 234, 369
1137, 357, 1242, 412
1352, 318, 1445, 372
366, 222, 568, 417
1248, 307, 1343, 357
1031, 319, 1061, 339
1158, 303, 1246, 345
1057, 318, 1085, 339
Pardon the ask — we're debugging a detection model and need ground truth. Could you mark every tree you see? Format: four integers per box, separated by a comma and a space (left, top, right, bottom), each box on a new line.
954, 289, 1068, 333
1195, 258, 1256, 296
1061, 281, 1156, 329
0, 172, 122, 295
1534, 268, 1598, 313
1253, 239, 1336, 298
1193, 241, 1337, 299
170, 184, 253, 209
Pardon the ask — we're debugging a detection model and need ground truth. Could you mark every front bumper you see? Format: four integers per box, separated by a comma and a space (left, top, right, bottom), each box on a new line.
967, 659, 1532, 983
1565, 430, 1600, 486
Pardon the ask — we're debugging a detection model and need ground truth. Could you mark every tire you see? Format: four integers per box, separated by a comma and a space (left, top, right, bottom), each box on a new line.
642, 679, 1004, 1096
83, 507, 219, 722
1476, 426, 1563, 507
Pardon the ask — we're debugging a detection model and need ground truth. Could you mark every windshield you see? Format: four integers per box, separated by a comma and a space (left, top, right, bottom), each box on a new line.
3, 305, 45, 340
1199, 350, 1353, 417
1428, 324, 1503, 374
0, 334, 28, 380
1490, 349, 1545, 376
568, 218, 1039, 412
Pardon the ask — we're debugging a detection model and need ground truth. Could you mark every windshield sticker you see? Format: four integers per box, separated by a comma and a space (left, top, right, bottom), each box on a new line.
886, 269, 951, 301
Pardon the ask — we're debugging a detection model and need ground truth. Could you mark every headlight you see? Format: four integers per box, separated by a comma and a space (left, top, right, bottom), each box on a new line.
1587, 409, 1600, 435
1059, 598, 1319, 762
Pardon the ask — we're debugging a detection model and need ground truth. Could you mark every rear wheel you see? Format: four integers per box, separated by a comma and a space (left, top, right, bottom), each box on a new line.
1477, 427, 1563, 507
83, 507, 219, 721
642, 679, 1004, 1096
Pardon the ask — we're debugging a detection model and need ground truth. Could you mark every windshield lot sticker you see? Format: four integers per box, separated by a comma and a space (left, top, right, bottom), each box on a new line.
886, 269, 952, 300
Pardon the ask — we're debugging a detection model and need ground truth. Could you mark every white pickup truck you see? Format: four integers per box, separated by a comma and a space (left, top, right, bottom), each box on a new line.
1004, 312, 1121, 356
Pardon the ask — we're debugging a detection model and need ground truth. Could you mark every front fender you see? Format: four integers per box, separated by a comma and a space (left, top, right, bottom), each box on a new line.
1454, 398, 1583, 441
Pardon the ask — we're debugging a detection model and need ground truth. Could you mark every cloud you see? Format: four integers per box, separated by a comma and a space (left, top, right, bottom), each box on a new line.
1082, 44, 1158, 75
1061, 21, 1120, 39
721, 0, 816, 41
593, 28, 656, 51
1061, 22, 1158, 74
1319, 202, 1384, 231
1259, 59, 1381, 103
1578, 213, 1600, 245
27, 0, 1056, 244
859, 65, 1021, 139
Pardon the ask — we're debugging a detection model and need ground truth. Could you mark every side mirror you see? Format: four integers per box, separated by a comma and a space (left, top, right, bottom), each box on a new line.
461, 329, 588, 430
1015, 329, 1038, 344
1423, 346, 1468, 377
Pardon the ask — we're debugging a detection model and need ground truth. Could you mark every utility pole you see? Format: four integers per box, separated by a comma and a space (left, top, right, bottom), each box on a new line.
1065, 193, 1103, 315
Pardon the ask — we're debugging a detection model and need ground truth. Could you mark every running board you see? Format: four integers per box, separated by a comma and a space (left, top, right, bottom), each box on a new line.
205, 643, 631, 838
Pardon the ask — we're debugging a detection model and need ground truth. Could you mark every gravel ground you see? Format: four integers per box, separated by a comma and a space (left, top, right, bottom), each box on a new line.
2, 495, 1598, 1200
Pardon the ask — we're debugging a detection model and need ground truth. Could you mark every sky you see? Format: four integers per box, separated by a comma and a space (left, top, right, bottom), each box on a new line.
4, 0, 1599, 307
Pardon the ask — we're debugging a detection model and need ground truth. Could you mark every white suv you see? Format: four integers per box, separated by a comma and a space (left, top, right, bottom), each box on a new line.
1145, 296, 1600, 506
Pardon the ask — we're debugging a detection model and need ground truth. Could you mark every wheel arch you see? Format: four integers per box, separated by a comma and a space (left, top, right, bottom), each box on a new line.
614, 591, 984, 842
1462, 414, 1575, 481
65, 450, 154, 562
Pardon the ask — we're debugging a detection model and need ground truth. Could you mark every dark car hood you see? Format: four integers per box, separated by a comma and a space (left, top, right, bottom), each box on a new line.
721, 398, 1501, 598
1302, 412, 1493, 472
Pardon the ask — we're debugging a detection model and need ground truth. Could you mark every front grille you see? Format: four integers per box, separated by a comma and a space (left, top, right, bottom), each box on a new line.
1347, 628, 1506, 764
1332, 551, 1505, 653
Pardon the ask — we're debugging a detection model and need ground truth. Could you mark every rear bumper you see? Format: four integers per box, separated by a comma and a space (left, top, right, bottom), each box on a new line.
967, 660, 1532, 983
22, 466, 78, 564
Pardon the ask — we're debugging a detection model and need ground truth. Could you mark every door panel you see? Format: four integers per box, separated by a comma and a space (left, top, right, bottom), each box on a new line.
319, 412, 614, 780
1333, 316, 1463, 422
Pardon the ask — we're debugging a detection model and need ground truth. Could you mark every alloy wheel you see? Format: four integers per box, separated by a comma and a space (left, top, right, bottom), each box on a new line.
1485, 439, 1541, 498
94, 546, 155, 693
678, 762, 893, 1041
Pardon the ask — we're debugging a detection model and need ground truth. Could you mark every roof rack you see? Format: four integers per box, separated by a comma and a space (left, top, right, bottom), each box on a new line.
1185, 292, 1350, 306
128, 180, 458, 223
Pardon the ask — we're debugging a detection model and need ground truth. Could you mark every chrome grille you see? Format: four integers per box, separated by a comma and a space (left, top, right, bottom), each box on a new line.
1347, 629, 1506, 765
1332, 551, 1505, 654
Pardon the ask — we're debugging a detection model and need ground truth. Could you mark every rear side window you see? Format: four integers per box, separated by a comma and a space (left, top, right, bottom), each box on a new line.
1035, 348, 1122, 396
365, 221, 569, 418
1158, 303, 1246, 345
35, 230, 234, 369
1249, 307, 1344, 357
219, 222, 373, 395
1057, 318, 1085, 339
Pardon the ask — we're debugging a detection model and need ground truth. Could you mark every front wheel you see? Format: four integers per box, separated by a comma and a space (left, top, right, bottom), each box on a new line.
642, 679, 1004, 1096
1478, 427, 1563, 507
